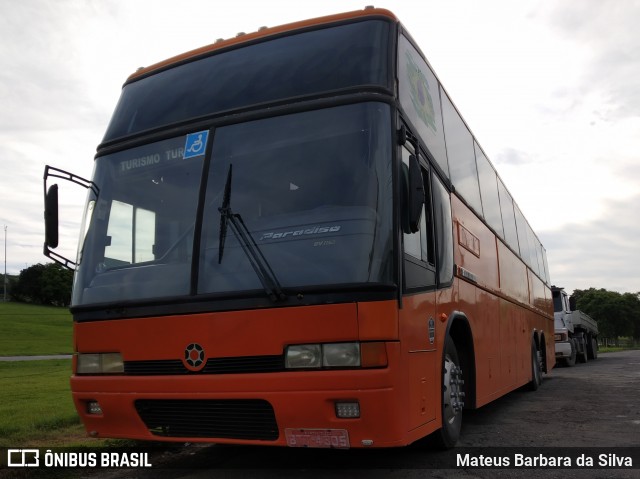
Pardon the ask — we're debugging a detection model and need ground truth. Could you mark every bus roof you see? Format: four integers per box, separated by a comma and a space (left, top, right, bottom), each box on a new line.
127, 7, 397, 83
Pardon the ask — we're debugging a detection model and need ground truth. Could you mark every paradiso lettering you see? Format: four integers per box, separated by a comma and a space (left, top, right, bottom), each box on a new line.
260, 225, 341, 241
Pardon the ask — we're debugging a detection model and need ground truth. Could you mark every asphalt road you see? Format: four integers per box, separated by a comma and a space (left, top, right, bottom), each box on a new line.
0, 355, 72, 361
11, 350, 640, 478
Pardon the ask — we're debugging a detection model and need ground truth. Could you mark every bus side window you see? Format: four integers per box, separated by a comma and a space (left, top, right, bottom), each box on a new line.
432, 173, 454, 287
402, 148, 436, 291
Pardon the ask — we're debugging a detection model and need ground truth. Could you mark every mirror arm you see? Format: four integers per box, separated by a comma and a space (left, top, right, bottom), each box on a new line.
397, 125, 421, 159
44, 166, 99, 196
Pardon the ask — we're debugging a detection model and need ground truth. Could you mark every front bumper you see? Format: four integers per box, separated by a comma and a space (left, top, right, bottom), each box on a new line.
71, 344, 413, 448
554, 340, 572, 358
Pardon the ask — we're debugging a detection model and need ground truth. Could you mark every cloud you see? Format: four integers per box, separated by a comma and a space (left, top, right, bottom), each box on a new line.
495, 148, 533, 166
541, 194, 640, 294
1, 1, 131, 137
1, 0, 639, 301
540, 0, 640, 121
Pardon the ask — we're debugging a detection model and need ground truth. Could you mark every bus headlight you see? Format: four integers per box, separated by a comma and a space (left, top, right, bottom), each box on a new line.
285, 342, 386, 369
77, 353, 124, 374
285, 345, 322, 369
322, 343, 360, 367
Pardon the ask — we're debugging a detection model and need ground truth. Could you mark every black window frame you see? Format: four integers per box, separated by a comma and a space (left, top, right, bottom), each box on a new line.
400, 141, 437, 294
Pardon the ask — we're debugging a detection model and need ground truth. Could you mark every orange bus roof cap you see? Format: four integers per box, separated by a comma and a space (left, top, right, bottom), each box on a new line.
127, 7, 398, 82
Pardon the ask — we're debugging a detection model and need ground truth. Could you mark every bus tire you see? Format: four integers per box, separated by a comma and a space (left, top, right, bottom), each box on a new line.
435, 335, 464, 449
529, 337, 543, 391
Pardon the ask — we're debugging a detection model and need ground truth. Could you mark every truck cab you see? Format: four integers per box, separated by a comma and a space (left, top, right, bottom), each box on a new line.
552, 286, 598, 366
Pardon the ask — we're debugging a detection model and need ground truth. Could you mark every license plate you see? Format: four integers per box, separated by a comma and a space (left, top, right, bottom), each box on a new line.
285, 428, 350, 449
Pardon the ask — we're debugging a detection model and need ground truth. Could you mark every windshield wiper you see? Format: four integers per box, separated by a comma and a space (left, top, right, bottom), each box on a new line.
218, 164, 286, 302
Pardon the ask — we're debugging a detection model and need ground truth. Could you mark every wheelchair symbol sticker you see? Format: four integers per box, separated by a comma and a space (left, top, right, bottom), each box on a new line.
183, 130, 209, 159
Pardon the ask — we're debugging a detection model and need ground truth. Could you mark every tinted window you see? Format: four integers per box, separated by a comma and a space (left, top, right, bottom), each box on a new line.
73, 136, 204, 306
541, 245, 551, 284
104, 21, 391, 140
198, 103, 394, 295
402, 148, 437, 291
397, 36, 448, 176
433, 173, 453, 286
527, 226, 542, 276
73, 103, 394, 306
497, 179, 519, 254
475, 142, 504, 238
442, 93, 482, 215
514, 205, 531, 268
402, 148, 435, 266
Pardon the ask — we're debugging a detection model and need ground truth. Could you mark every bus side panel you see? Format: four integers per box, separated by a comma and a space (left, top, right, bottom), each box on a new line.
449, 195, 554, 410
528, 270, 548, 314
357, 300, 399, 340
499, 297, 518, 393
474, 287, 501, 402
399, 292, 437, 431
518, 308, 534, 383
451, 196, 499, 292
497, 241, 529, 305
527, 270, 555, 370
452, 194, 536, 407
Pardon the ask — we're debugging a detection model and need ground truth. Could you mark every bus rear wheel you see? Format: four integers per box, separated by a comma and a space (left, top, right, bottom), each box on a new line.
529, 338, 543, 391
435, 336, 464, 448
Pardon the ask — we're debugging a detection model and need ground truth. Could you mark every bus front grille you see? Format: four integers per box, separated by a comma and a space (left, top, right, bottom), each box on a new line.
124, 355, 284, 375
135, 399, 279, 440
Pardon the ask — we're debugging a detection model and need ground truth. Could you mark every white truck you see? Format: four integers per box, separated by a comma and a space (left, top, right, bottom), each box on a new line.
552, 286, 599, 366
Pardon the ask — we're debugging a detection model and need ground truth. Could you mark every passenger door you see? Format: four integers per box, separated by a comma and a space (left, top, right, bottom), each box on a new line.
398, 145, 438, 429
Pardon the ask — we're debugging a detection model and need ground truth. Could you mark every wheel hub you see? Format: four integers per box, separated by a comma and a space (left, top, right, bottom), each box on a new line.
443, 358, 465, 423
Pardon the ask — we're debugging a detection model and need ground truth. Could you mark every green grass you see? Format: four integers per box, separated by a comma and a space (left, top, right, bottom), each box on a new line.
0, 304, 136, 448
0, 359, 80, 447
599, 346, 639, 353
0, 302, 72, 356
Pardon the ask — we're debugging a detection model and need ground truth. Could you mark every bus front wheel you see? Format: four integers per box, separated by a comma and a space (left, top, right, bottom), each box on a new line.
436, 335, 464, 448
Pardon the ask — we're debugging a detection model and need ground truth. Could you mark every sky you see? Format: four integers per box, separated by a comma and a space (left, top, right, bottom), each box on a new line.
0, 0, 638, 295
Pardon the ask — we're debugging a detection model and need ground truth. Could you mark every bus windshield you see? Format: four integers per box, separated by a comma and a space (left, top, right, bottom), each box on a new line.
73, 102, 394, 306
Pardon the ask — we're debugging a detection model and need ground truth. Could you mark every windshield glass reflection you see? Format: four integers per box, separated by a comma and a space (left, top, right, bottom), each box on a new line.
73, 103, 393, 306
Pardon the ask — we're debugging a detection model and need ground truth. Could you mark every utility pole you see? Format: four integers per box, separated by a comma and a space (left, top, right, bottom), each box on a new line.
3, 225, 6, 302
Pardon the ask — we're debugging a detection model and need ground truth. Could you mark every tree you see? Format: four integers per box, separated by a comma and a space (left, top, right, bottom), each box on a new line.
622, 292, 640, 341
11, 263, 73, 306
11, 264, 46, 304
572, 288, 639, 340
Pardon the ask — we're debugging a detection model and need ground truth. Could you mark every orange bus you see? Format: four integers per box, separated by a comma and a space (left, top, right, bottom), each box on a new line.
44, 7, 554, 449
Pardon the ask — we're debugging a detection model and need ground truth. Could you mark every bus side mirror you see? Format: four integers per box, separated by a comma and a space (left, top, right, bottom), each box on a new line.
44, 184, 59, 249
43, 165, 98, 270
406, 155, 424, 233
